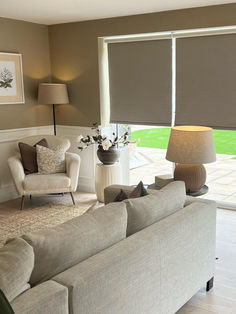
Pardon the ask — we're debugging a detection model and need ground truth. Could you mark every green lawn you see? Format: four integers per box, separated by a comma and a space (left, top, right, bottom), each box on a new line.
131, 128, 236, 155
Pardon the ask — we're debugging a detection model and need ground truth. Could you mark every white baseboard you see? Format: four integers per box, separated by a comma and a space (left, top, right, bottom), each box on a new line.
0, 184, 18, 203
78, 177, 95, 193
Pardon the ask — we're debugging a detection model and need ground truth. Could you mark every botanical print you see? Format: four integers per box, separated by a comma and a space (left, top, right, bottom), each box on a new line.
0, 61, 17, 96
0, 53, 24, 104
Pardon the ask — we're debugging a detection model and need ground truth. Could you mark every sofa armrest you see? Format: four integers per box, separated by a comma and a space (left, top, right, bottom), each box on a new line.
8, 155, 25, 196
65, 152, 80, 191
11, 281, 68, 314
155, 174, 174, 189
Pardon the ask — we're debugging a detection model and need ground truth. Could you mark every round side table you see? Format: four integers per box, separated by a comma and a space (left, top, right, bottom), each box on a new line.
95, 163, 122, 203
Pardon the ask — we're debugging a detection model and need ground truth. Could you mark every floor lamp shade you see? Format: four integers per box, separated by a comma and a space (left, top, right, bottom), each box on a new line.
166, 126, 216, 192
38, 83, 69, 135
38, 83, 69, 105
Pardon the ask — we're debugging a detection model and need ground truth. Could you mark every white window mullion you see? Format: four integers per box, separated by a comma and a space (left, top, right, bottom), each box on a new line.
171, 33, 176, 128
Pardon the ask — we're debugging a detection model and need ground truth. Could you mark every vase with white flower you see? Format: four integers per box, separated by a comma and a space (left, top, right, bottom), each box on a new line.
78, 123, 130, 165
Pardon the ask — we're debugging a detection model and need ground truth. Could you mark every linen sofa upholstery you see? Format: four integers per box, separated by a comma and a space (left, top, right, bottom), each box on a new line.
53, 197, 216, 314
11, 280, 68, 314
0, 238, 34, 302
8, 135, 80, 206
22, 202, 127, 286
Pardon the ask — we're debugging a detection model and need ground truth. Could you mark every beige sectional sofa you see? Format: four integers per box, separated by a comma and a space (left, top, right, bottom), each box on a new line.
0, 181, 217, 314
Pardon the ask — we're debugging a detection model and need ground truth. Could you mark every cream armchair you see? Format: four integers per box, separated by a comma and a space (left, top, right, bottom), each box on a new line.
8, 135, 81, 210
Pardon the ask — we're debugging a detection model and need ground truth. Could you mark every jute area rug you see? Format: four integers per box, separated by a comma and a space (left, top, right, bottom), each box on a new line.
0, 203, 89, 247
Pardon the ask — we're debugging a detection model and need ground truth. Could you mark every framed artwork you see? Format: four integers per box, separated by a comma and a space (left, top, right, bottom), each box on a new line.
0, 52, 25, 104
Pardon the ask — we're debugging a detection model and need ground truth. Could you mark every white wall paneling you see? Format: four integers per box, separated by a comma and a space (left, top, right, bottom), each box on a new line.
0, 125, 54, 202
0, 124, 130, 203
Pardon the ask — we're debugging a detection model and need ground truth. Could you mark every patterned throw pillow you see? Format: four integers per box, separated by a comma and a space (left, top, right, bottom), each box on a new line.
36, 145, 66, 174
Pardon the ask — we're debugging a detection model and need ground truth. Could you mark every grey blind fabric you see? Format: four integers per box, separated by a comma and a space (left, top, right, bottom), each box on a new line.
176, 34, 236, 129
108, 39, 172, 125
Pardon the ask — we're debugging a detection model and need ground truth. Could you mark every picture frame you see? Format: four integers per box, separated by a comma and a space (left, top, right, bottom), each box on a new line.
0, 52, 25, 105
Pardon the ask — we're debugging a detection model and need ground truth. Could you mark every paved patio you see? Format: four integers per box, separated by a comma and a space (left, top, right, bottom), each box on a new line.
130, 147, 236, 203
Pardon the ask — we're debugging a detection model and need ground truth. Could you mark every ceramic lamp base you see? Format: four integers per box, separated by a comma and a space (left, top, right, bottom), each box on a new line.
174, 164, 206, 193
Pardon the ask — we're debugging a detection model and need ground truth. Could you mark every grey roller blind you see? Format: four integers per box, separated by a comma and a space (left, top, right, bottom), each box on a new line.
176, 34, 236, 129
108, 39, 172, 125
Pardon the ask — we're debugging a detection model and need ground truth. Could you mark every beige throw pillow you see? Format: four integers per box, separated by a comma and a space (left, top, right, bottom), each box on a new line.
36, 145, 66, 174
0, 238, 34, 302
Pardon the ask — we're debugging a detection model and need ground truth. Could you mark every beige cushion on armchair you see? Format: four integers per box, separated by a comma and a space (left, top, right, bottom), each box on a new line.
8, 135, 80, 197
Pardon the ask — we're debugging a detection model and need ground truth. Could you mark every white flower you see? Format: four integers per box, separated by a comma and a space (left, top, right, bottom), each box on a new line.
77, 135, 83, 143
102, 139, 112, 150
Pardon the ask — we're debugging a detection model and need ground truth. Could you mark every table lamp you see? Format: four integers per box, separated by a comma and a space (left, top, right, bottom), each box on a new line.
166, 126, 216, 193
38, 83, 69, 135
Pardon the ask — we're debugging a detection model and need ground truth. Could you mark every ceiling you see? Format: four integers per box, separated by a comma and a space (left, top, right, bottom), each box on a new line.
0, 0, 235, 25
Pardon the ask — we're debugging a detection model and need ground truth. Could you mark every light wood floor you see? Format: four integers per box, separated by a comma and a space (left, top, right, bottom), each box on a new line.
0, 192, 236, 313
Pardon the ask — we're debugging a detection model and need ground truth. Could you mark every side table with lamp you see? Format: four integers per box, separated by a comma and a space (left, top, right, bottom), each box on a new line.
165, 126, 216, 195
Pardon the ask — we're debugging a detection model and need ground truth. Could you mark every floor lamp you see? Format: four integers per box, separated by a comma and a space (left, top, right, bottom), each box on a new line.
38, 83, 69, 135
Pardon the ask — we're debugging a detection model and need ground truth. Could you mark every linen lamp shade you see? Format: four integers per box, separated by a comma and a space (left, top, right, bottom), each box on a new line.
166, 126, 216, 192
38, 83, 69, 105
38, 83, 69, 135
166, 126, 216, 164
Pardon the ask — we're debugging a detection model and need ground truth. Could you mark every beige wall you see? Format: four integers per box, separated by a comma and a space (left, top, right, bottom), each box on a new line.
0, 17, 51, 130
49, 3, 236, 127
1, 4, 236, 129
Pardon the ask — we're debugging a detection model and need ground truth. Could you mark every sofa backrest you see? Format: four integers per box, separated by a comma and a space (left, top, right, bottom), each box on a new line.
124, 181, 186, 236
22, 202, 127, 286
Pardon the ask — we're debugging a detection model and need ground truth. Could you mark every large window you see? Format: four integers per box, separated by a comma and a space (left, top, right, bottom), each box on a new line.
99, 25, 236, 208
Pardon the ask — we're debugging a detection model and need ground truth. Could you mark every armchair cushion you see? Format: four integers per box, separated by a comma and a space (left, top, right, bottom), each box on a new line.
18, 138, 48, 174
36, 145, 66, 174
24, 173, 71, 192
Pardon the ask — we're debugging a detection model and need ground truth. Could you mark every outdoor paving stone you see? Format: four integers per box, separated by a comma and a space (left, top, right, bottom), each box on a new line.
214, 176, 236, 185
130, 147, 236, 204
205, 183, 236, 195
200, 193, 230, 201
223, 195, 236, 203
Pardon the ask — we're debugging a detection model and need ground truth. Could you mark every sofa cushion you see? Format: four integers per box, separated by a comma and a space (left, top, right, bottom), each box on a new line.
125, 181, 186, 236
0, 238, 34, 302
18, 138, 48, 174
23, 173, 71, 191
22, 202, 127, 286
